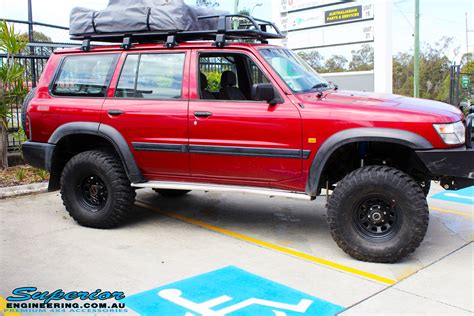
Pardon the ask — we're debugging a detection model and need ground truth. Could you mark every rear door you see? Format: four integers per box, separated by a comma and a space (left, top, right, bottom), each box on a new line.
102, 51, 190, 178
188, 49, 303, 183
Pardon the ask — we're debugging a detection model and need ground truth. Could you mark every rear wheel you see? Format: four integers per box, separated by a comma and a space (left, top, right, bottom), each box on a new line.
327, 166, 429, 263
60, 150, 136, 228
153, 189, 191, 197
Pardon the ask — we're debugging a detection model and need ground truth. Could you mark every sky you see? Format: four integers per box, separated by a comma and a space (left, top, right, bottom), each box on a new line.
391, 0, 473, 61
0, 0, 472, 62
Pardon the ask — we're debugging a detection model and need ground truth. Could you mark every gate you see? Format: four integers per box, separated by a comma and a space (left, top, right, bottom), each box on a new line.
449, 64, 473, 110
0, 19, 78, 152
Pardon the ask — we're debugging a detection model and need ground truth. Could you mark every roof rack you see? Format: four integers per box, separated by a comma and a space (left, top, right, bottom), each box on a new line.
71, 14, 285, 51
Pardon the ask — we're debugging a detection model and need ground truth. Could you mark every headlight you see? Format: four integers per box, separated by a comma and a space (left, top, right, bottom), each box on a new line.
433, 121, 465, 145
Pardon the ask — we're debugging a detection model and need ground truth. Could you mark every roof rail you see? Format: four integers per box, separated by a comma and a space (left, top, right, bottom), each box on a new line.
70, 14, 285, 49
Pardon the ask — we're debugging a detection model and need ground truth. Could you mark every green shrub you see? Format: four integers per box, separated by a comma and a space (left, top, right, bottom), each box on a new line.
203, 71, 222, 92
15, 168, 26, 181
35, 168, 49, 181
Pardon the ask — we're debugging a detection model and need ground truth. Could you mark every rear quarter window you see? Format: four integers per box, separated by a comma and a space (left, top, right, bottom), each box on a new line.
51, 54, 118, 97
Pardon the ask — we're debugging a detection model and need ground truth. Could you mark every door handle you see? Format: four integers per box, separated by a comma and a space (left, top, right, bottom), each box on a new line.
108, 109, 124, 116
194, 111, 213, 118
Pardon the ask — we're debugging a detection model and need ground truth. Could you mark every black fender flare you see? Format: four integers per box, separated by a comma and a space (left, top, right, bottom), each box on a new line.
305, 128, 433, 196
47, 122, 145, 183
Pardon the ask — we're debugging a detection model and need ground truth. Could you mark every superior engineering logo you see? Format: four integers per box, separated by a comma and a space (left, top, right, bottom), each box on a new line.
3, 287, 128, 313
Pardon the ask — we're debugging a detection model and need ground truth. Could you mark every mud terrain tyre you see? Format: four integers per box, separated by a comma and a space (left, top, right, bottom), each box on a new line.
60, 150, 136, 228
21, 87, 36, 133
327, 166, 429, 263
153, 189, 191, 197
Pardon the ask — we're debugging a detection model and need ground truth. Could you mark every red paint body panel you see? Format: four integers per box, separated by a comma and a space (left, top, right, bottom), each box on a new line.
102, 50, 191, 177
28, 55, 61, 143
188, 99, 303, 181
188, 49, 303, 182
27, 43, 466, 194
296, 90, 462, 151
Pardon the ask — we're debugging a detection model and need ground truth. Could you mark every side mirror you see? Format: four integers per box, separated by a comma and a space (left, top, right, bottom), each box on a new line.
252, 83, 276, 105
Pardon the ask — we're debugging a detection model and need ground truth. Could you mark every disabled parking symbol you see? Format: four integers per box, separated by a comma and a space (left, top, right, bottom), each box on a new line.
124, 266, 344, 315
430, 186, 474, 205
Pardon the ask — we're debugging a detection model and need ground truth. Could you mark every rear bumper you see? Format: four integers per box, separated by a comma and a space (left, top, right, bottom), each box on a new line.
22, 141, 55, 171
416, 146, 474, 189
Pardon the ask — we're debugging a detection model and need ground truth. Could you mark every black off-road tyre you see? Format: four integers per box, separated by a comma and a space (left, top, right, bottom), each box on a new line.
327, 166, 429, 263
60, 150, 136, 228
153, 189, 191, 197
21, 87, 37, 133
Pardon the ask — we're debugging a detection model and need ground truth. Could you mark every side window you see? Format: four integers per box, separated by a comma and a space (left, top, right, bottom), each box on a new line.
115, 53, 185, 99
199, 56, 236, 93
198, 53, 275, 101
52, 54, 117, 97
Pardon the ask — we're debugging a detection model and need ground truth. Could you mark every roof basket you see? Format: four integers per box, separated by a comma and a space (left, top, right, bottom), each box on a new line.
71, 14, 284, 50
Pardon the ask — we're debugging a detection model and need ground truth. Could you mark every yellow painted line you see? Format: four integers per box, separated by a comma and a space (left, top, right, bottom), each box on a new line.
0, 296, 21, 316
136, 200, 397, 285
430, 207, 474, 218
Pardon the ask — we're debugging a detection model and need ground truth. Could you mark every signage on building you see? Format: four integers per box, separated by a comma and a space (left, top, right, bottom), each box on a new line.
274, 0, 394, 93
325, 5, 362, 23
287, 20, 374, 50
284, 3, 373, 31
282, 0, 355, 13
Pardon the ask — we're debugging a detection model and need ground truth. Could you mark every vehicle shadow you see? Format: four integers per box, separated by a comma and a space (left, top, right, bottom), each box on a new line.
129, 188, 473, 268
132, 189, 331, 254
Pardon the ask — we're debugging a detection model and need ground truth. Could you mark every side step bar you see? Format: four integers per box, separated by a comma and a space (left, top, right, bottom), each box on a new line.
132, 181, 312, 201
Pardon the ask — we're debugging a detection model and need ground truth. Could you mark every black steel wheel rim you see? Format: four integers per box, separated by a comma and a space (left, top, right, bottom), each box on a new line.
77, 174, 108, 211
353, 196, 401, 239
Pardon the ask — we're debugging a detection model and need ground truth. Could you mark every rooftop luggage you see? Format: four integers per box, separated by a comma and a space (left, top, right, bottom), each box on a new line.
70, 0, 229, 36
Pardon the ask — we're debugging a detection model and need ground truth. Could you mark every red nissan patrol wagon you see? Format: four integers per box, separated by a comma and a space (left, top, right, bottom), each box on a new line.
21, 15, 473, 262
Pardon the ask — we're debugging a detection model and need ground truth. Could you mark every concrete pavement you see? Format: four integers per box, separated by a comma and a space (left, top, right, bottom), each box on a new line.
0, 183, 472, 315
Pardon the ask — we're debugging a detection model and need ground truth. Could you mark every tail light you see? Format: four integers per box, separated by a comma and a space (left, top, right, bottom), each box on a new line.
25, 114, 32, 140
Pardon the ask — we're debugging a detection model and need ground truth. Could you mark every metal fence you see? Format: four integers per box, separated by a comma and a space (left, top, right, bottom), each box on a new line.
1, 42, 78, 152
200, 57, 234, 74
0, 17, 77, 152
200, 56, 268, 88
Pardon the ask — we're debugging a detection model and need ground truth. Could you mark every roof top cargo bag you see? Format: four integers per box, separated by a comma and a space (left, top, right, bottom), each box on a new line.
69, 0, 228, 36
194, 7, 230, 30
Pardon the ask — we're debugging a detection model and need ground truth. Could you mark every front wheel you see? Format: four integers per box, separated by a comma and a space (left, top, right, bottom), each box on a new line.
327, 166, 429, 263
60, 150, 136, 228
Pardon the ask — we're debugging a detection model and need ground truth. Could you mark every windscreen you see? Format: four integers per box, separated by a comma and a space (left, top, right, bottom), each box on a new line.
259, 48, 329, 93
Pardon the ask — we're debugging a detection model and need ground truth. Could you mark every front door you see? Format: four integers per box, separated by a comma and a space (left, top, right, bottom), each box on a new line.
102, 51, 190, 178
188, 50, 303, 183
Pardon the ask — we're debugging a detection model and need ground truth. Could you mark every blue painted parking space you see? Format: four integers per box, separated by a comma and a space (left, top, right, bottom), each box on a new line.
430, 186, 474, 205
124, 266, 344, 316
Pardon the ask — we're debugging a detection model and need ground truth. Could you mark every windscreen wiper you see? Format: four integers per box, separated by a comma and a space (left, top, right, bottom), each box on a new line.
311, 83, 329, 91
